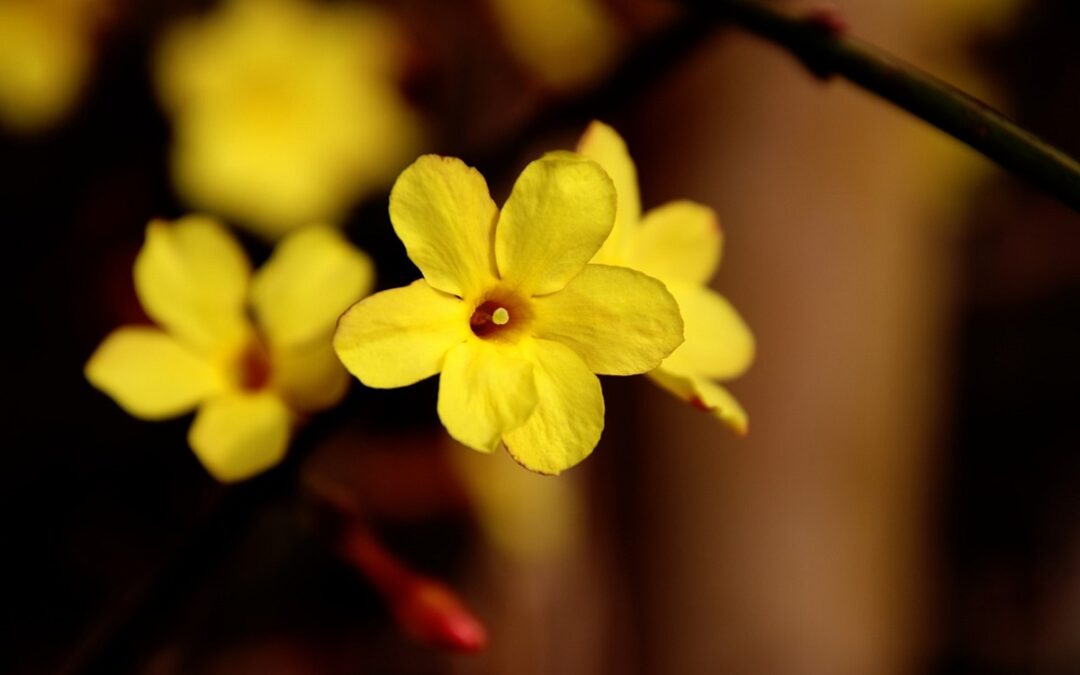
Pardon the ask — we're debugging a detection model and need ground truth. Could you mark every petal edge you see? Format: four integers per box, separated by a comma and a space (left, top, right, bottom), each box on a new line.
577, 121, 641, 266
333, 280, 470, 389
503, 339, 604, 475
495, 152, 616, 296
133, 216, 252, 355
437, 341, 538, 453
85, 326, 223, 420
532, 264, 684, 375
661, 282, 754, 380
252, 224, 375, 348
626, 200, 722, 286
648, 369, 748, 436
389, 155, 499, 299
189, 392, 293, 482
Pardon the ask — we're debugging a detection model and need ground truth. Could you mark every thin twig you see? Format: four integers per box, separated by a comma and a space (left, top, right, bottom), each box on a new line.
680, 0, 1080, 212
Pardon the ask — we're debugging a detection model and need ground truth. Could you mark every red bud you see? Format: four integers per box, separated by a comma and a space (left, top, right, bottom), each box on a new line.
337, 521, 488, 653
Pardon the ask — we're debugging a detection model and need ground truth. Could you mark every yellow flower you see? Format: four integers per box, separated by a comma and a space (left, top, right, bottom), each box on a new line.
154, 0, 422, 239
921, 0, 1026, 35
451, 439, 584, 560
485, 0, 622, 90
0, 0, 103, 132
577, 121, 754, 434
85, 216, 374, 482
333, 153, 683, 474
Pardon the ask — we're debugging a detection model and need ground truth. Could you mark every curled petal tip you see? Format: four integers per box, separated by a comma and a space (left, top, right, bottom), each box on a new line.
689, 395, 711, 413
688, 395, 749, 436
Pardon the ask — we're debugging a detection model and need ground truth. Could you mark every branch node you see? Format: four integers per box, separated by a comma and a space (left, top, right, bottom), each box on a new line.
803, 2, 848, 36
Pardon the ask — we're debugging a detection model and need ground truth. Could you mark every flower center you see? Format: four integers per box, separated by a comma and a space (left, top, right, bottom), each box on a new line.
470, 301, 512, 337
235, 339, 272, 392
469, 289, 532, 342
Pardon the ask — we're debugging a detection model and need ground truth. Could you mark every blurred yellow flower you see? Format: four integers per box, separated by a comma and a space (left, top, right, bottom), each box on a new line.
451, 440, 584, 560
86, 216, 374, 482
0, 0, 104, 132
334, 153, 683, 474
485, 0, 622, 90
904, 0, 1028, 222
578, 121, 754, 434
155, 0, 422, 239
922, 0, 1025, 36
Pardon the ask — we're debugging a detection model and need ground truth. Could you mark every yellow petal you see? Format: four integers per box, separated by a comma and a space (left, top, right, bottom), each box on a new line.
133, 216, 251, 355
532, 264, 684, 375
333, 280, 470, 388
662, 282, 755, 380
251, 224, 374, 347
273, 337, 350, 413
495, 151, 616, 296
648, 369, 749, 435
85, 326, 224, 420
626, 200, 722, 285
389, 155, 499, 299
189, 392, 292, 482
503, 339, 603, 475
437, 340, 538, 453
576, 120, 640, 266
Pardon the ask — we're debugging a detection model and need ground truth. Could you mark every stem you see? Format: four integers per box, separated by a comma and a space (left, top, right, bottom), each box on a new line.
680, 0, 1080, 213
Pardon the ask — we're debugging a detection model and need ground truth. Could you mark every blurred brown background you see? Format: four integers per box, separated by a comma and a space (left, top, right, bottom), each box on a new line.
3, 1, 1079, 674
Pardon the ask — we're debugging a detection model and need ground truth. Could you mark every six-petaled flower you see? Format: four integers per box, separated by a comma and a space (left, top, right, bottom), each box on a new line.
333, 152, 684, 474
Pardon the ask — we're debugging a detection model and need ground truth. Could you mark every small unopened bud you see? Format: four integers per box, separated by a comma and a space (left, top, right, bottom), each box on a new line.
393, 580, 489, 652
337, 521, 488, 653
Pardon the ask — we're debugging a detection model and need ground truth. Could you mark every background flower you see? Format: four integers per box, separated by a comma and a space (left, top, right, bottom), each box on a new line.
578, 120, 754, 433
154, 0, 423, 239
86, 216, 373, 481
0, 0, 109, 132
484, 0, 622, 91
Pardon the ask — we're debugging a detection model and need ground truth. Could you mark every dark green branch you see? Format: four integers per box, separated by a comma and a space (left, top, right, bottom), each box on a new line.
681, 0, 1080, 213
